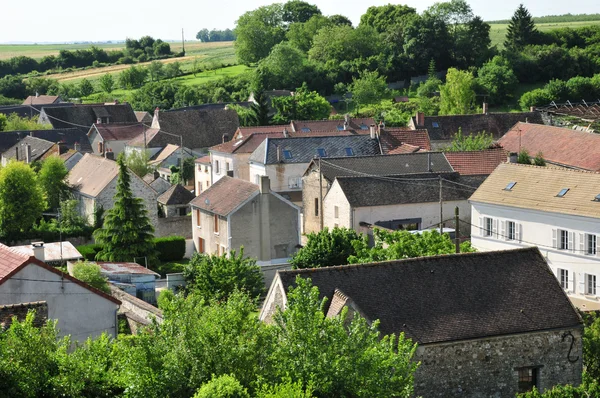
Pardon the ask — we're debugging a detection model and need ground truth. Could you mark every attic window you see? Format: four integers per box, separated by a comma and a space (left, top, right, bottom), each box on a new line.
283, 150, 292, 159
557, 188, 569, 197
360, 124, 368, 130
432, 122, 439, 128
345, 148, 354, 156
504, 182, 517, 191
336, 125, 344, 131
301, 127, 311, 132
317, 148, 327, 157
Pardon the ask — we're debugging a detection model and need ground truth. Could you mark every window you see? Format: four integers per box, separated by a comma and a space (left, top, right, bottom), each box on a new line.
215, 160, 220, 174
314, 198, 319, 216
301, 127, 311, 132
559, 269, 569, 289
334, 206, 339, 219
504, 181, 517, 191
557, 188, 569, 197
197, 237, 204, 253
484, 217, 493, 237
587, 274, 597, 295
586, 234, 597, 255
214, 214, 219, 234
507, 221, 516, 240
345, 148, 354, 156
283, 150, 292, 159
178, 207, 187, 216
517, 367, 538, 393
432, 122, 439, 128
360, 124, 368, 130
288, 177, 301, 189
317, 148, 327, 157
226, 162, 230, 171
197, 182, 202, 194
196, 209, 201, 228
337, 125, 344, 131
559, 229, 569, 250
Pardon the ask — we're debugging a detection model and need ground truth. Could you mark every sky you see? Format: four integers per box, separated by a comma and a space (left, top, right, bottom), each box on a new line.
1, 0, 600, 43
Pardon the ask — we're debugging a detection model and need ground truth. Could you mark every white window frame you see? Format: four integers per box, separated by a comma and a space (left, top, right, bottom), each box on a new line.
484, 217, 493, 237
215, 160, 220, 175
334, 206, 339, 219
507, 221, 516, 241
559, 268, 569, 290
288, 176, 302, 189
586, 234, 597, 256
558, 229, 569, 250
587, 274, 597, 295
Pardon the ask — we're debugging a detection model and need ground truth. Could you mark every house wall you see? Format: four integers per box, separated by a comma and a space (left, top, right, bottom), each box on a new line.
211, 152, 235, 183
155, 216, 192, 239
302, 168, 330, 235
249, 162, 266, 185
191, 207, 229, 255
0, 263, 118, 341
413, 327, 583, 397
235, 153, 252, 181
194, 162, 212, 195
73, 192, 98, 225
471, 202, 600, 309
266, 163, 307, 193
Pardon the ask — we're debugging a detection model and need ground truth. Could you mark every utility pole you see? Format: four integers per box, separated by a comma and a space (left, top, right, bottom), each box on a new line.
182, 28, 185, 55
439, 175, 443, 234
454, 206, 460, 253
319, 157, 323, 231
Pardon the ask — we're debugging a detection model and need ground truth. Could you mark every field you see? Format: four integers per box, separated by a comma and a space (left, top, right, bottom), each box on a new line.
489, 20, 600, 48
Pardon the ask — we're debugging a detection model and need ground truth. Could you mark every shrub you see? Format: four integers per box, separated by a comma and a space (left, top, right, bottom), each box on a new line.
77, 244, 103, 261
154, 236, 186, 262
71, 261, 110, 293
194, 374, 250, 398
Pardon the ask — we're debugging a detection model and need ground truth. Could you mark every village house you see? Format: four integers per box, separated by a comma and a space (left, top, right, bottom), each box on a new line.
87, 122, 148, 156
189, 176, 300, 265
12, 241, 83, 266
125, 129, 180, 160
260, 248, 583, 397
157, 183, 195, 224
1, 136, 58, 165
194, 155, 212, 195
0, 102, 73, 121
498, 122, 600, 171
0, 242, 120, 341
22, 94, 63, 106
148, 175, 172, 195
470, 163, 600, 310
40, 103, 138, 130
443, 147, 508, 176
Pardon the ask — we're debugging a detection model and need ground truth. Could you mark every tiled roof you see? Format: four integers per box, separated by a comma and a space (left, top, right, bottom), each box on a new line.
308, 152, 455, 182
97, 262, 160, 277
291, 118, 375, 133
126, 128, 176, 148
0, 102, 73, 120
2, 136, 55, 162
414, 112, 543, 141
67, 153, 119, 197
250, 136, 382, 165
333, 173, 472, 207
444, 148, 508, 175
91, 123, 146, 142
30, 128, 93, 153
157, 184, 195, 206
148, 144, 180, 165
497, 122, 600, 171
22, 95, 60, 105
210, 132, 285, 154
43, 103, 137, 129
380, 128, 431, 153
149, 177, 172, 195
195, 155, 211, 164
190, 176, 259, 216
387, 143, 421, 154
275, 248, 582, 344
469, 163, 600, 219
234, 125, 290, 139
134, 111, 152, 123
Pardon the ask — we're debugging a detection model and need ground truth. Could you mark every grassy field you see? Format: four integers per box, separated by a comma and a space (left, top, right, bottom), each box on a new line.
489, 20, 600, 48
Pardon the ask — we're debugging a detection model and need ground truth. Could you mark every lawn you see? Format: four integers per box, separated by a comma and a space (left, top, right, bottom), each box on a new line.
489, 20, 600, 49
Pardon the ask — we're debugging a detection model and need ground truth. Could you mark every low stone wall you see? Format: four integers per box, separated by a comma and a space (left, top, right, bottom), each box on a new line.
155, 216, 192, 238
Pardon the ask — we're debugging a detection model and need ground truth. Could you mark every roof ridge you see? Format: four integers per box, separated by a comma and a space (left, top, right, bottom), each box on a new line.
502, 162, 597, 173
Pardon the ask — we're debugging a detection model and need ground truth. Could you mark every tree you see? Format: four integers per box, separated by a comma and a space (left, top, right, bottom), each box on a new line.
0, 161, 46, 240
194, 374, 250, 398
349, 229, 475, 264
291, 227, 360, 269
71, 261, 110, 293
196, 28, 210, 42
282, 0, 321, 24
234, 4, 286, 65
445, 129, 494, 152
99, 73, 114, 93
271, 277, 418, 397
125, 149, 153, 177
477, 56, 518, 105
256, 43, 314, 90
360, 4, 417, 34
517, 148, 532, 164
164, 61, 182, 79
0, 114, 7, 131
183, 248, 265, 302
533, 151, 546, 166
118, 65, 148, 89
181, 157, 195, 184
271, 84, 330, 124
328, 14, 352, 27
504, 4, 539, 50
38, 155, 69, 211
153, 40, 171, 57
2, 114, 51, 131
93, 154, 156, 263
148, 61, 164, 82
308, 25, 380, 64
350, 70, 388, 108
402, 14, 453, 75
129, 80, 180, 112
286, 15, 332, 53
439, 68, 476, 115
79, 78, 94, 97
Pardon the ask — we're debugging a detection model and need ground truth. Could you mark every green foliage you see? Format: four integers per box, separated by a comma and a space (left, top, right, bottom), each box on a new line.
71, 261, 110, 293
256, 380, 313, 398
505, 4, 539, 50
130, 80, 181, 112
350, 70, 388, 107
0, 114, 6, 131
360, 4, 417, 34
439, 68, 476, 115
38, 155, 69, 211
156, 288, 175, 310
256, 42, 315, 90
93, 154, 156, 264
79, 78, 94, 97
308, 25, 380, 65
154, 236, 186, 262
533, 151, 546, 166
349, 229, 475, 264
291, 227, 360, 269
76, 243, 103, 261
0, 161, 46, 240
118, 65, 148, 89
517, 375, 600, 397
583, 312, 600, 381
282, 0, 321, 24
183, 248, 265, 302
271, 277, 418, 397
0, 114, 52, 132
286, 15, 332, 53
194, 374, 250, 398
271, 83, 330, 124
99, 73, 114, 93
517, 148, 532, 164
445, 129, 494, 152
125, 149, 153, 177
234, 4, 286, 64
148, 61, 164, 82
477, 56, 518, 105
519, 72, 600, 109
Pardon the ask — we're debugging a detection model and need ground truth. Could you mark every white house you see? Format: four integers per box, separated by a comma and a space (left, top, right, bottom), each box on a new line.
194, 155, 212, 195
470, 163, 600, 310
0, 243, 120, 341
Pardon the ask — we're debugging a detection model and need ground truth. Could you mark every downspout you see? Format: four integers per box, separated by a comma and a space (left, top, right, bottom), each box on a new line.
227, 214, 232, 257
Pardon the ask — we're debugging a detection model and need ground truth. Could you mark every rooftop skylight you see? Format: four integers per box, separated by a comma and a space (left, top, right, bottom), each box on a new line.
504, 182, 516, 191
557, 188, 569, 197
317, 148, 327, 157
283, 150, 292, 159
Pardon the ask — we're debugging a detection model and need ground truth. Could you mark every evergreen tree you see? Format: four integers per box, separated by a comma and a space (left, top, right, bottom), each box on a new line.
93, 154, 156, 263
504, 4, 538, 50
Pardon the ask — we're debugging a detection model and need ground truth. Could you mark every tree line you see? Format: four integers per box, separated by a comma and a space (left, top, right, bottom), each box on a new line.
196, 28, 236, 42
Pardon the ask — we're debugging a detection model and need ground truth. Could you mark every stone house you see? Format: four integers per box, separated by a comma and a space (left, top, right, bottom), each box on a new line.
158, 184, 195, 218
67, 153, 158, 228
125, 129, 181, 160
189, 176, 300, 265
470, 163, 600, 311
0, 242, 120, 341
40, 103, 138, 129
87, 122, 148, 156
1, 136, 58, 165
260, 248, 583, 397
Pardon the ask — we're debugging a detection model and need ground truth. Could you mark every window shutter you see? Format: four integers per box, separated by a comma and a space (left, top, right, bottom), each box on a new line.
492, 219, 498, 238
579, 233, 585, 254
596, 275, 600, 293
552, 229, 557, 249
500, 221, 506, 241
479, 217, 483, 236
596, 235, 600, 257
516, 223, 522, 242
568, 271, 574, 293
578, 272, 585, 295
569, 232, 575, 253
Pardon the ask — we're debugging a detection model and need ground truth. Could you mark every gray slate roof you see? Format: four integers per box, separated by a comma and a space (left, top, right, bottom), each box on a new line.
250, 136, 382, 165
0, 103, 73, 119
42, 104, 137, 129
150, 178, 172, 196
275, 248, 582, 344
157, 184, 195, 206
0, 128, 91, 154
2, 136, 55, 162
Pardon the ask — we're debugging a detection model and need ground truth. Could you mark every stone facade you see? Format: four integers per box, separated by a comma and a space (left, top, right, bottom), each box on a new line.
192, 209, 230, 255
302, 169, 330, 234
413, 328, 583, 397
156, 216, 192, 239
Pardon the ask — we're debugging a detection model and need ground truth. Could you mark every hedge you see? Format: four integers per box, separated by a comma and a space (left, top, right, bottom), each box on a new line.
154, 236, 186, 262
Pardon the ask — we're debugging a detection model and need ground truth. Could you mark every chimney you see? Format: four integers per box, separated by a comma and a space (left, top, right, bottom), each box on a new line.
153, 170, 160, 179
114, 99, 119, 104
32, 242, 45, 262
482, 102, 489, 115
369, 124, 377, 139
508, 152, 518, 163
222, 134, 229, 143
344, 113, 350, 124
416, 112, 424, 127
343, 121, 349, 130
104, 150, 115, 160
35, 92, 39, 98
154, 107, 160, 118
530, 106, 536, 112
276, 145, 283, 163
25, 144, 31, 164
259, 175, 270, 194
29, 131, 35, 137
96, 117, 102, 124
58, 141, 67, 155
74, 142, 81, 152
378, 121, 385, 136
283, 128, 289, 138
226, 170, 234, 177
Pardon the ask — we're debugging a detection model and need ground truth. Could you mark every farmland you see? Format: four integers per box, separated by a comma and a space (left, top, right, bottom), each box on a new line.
489, 20, 600, 48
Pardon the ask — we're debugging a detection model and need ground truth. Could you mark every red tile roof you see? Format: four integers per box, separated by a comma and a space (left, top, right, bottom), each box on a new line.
91, 123, 146, 142
444, 148, 508, 176
189, 176, 259, 216
387, 143, 421, 154
380, 128, 431, 154
195, 155, 211, 164
498, 122, 600, 171
211, 132, 285, 154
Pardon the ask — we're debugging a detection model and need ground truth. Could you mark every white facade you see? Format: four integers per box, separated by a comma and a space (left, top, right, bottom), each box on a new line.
0, 262, 119, 341
211, 151, 235, 183
471, 201, 600, 310
249, 162, 306, 193
194, 161, 212, 196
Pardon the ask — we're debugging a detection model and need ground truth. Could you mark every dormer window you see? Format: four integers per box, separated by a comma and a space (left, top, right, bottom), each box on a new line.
432, 122, 440, 128
317, 148, 327, 157
301, 127, 311, 132
504, 182, 516, 191
283, 150, 292, 159
360, 124, 368, 130
336, 125, 344, 131
557, 188, 569, 197
345, 148, 354, 156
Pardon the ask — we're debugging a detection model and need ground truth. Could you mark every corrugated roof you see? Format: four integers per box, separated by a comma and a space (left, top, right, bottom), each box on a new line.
67, 153, 119, 197
190, 176, 259, 216
97, 262, 160, 277
469, 163, 600, 218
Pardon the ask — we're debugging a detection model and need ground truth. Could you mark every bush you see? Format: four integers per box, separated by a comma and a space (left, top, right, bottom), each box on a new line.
194, 374, 250, 398
154, 236, 186, 262
77, 244, 103, 261
71, 261, 110, 293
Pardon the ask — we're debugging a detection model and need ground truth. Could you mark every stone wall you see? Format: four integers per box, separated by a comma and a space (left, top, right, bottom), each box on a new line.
155, 215, 192, 238
302, 170, 330, 235
413, 327, 583, 397
0, 301, 48, 330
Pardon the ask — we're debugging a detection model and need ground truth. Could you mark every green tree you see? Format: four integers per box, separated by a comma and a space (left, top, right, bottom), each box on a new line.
125, 149, 153, 177
350, 70, 388, 108
194, 374, 250, 398
183, 248, 265, 302
3, 114, 52, 131
164, 61, 182, 79
271, 84, 330, 124
349, 229, 475, 264
517, 148, 532, 164
38, 155, 69, 211
71, 261, 110, 293
0, 114, 6, 131
256, 42, 314, 90
439, 68, 476, 115
271, 277, 418, 397
79, 78, 94, 97
256, 380, 313, 398
533, 151, 546, 166
93, 154, 156, 263
59, 199, 88, 230
234, 4, 286, 65
477, 56, 518, 105
291, 227, 360, 269
148, 61, 164, 82
328, 14, 352, 26
99, 73, 114, 93
118, 65, 148, 89
360, 4, 417, 34
445, 129, 494, 152
286, 15, 332, 53
504, 4, 539, 50
0, 161, 46, 240
308, 25, 380, 64
181, 156, 195, 184
282, 0, 321, 24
